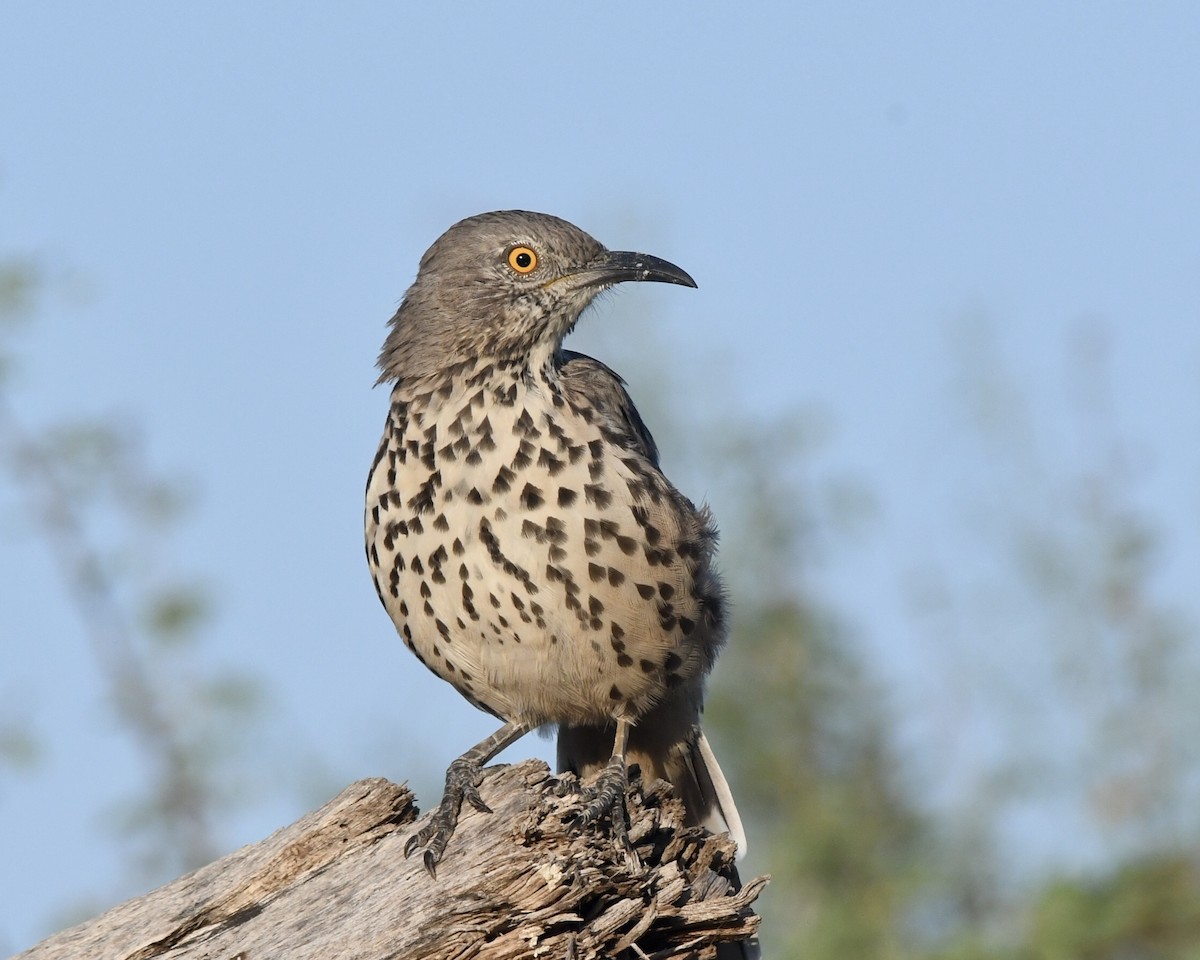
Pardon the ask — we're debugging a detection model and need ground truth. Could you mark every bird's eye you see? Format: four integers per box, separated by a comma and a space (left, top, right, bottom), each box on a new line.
507, 246, 538, 274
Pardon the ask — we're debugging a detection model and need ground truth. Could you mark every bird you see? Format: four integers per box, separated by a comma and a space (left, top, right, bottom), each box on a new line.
365, 210, 745, 878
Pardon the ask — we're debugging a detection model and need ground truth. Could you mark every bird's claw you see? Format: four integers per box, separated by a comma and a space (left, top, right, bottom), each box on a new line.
404, 756, 490, 877
564, 756, 641, 870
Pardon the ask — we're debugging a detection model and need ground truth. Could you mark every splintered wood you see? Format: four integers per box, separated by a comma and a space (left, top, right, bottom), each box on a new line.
16, 761, 765, 960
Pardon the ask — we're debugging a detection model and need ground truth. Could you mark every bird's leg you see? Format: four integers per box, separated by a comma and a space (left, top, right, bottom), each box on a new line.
569, 717, 640, 868
405, 719, 529, 877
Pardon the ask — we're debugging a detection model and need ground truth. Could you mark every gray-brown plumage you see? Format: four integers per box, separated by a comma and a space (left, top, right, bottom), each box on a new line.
365, 210, 745, 879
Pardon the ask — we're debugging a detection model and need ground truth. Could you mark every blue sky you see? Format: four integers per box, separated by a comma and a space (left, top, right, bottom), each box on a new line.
2, 3, 1199, 950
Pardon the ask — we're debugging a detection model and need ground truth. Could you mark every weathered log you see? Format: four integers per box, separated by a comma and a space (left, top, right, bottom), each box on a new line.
15, 760, 765, 959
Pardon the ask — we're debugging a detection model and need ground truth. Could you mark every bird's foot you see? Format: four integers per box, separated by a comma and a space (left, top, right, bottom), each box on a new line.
404, 756, 492, 878
565, 755, 641, 870
550, 772, 588, 798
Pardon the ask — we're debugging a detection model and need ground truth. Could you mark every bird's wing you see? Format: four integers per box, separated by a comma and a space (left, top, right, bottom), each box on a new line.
557, 350, 660, 466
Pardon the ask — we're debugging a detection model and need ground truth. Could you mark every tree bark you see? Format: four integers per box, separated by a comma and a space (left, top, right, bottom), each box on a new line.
15, 760, 765, 959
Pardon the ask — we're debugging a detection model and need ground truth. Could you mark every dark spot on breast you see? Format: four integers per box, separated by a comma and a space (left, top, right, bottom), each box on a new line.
520, 483, 544, 509
617, 654, 633, 668
588, 563, 605, 582
584, 484, 612, 509
558, 486, 578, 507
514, 408, 538, 437
476, 415, 495, 447
466, 363, 495, 387
636, 583, 655, 600
538, 448, 564, 475
512, 439, 534, 470
493, 465, 516, 493
644, 546, 675, 566
521, 518, 545, 542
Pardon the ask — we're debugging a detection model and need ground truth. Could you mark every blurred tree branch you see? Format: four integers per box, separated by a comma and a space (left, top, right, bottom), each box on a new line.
0, 253, 263, 887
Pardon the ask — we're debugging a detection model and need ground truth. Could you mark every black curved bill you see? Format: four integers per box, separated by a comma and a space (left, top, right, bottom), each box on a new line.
574, 250, 697, 289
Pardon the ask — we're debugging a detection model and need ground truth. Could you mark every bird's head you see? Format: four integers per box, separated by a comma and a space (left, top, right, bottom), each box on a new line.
376, 210, 696, 386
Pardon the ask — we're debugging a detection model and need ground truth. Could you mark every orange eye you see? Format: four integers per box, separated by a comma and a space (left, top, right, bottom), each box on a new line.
507, 246, 538, 274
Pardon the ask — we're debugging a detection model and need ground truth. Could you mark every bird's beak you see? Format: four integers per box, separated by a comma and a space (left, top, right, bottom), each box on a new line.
568, 250, 697, 290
